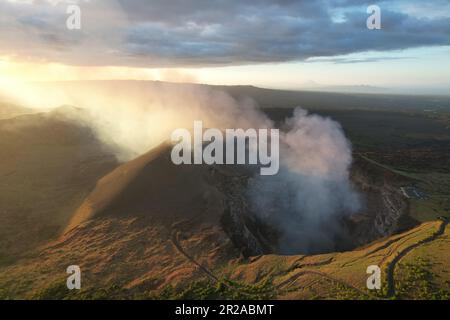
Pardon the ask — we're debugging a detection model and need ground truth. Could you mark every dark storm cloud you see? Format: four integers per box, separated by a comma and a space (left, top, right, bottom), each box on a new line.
118, 0, 450, 66
0, 0, 449, 66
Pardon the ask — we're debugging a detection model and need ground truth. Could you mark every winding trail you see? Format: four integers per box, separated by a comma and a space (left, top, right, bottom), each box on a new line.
170, 230, 222, 284
170, 228, 265, 298
170, 226, 376, 299
171, 219, 449, 299
385, 219, 449, 297
276, 268, 377, 299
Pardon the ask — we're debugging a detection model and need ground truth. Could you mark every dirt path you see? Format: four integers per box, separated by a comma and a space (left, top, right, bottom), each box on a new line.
171, 226, 378, 299
277, 268, 377, 299
169, 228, 263, 297
170, 230, 222, 284
385, 219, 449, 297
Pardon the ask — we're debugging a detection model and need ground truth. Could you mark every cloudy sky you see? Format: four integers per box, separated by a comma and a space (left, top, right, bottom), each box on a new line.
0, 0, 449, 94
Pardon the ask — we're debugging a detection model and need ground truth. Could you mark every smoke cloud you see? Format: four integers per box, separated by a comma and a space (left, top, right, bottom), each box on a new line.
248, 108, 361, 254
0, 80, 360, 254
0, 80, 271, 160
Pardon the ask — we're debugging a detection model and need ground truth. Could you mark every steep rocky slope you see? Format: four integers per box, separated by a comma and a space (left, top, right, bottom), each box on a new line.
347, 155, 413, 247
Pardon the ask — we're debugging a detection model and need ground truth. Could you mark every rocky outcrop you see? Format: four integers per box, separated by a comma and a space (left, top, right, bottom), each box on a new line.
348, 155, 413, 246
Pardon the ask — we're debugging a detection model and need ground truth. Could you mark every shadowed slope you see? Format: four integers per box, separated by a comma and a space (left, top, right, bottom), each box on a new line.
0, 108, 117, 264
65, 142, 226, 232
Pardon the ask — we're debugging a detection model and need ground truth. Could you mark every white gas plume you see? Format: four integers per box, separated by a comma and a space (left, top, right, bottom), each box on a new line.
0, 80, 360, 253
248, 108, 360, 254
0, 80, 271, 160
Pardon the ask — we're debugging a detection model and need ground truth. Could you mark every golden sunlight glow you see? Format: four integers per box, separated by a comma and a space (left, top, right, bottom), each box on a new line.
0, 56, 198, 83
